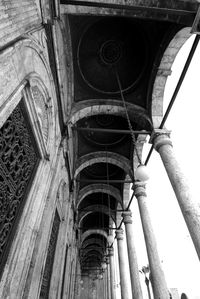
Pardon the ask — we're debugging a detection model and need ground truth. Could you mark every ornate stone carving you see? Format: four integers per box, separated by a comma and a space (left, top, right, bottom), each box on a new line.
115, 229, 124, 241
0, 102, 38, 271
122, 211, 133, 224
31, 86, 49, 145
40, 210, 60, 299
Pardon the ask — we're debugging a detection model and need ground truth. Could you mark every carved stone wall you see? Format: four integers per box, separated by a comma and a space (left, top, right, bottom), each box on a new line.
31, 86, 49, 146
0, 12, 75, 299
0, 0, 41, 49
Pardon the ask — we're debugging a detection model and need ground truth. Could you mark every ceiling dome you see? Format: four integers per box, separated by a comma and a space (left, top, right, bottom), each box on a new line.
78, 17, 148, 94
79, 114, 129, 147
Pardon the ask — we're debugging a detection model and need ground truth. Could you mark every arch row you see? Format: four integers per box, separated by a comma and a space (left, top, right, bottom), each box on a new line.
77, 183, 122, 208
74, 151, 133, 179
78, 204, 115, 226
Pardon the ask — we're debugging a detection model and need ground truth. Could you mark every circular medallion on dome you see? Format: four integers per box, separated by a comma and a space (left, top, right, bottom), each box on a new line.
79, 115, 129, 147
78, 17, 148, 94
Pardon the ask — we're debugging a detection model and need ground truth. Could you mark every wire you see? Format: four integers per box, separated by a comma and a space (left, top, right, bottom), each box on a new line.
114, 67, 138, 230
115, 68, 142, 165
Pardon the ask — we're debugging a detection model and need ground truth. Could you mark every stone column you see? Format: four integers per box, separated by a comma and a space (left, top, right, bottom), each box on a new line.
151, 129, 200, 260
122, 211, 143, 299
104, 270, 107, 299
115, 229, 130, 299
134, 182, 169, 299
107, 259, 111, 299
108, 247, 116, 299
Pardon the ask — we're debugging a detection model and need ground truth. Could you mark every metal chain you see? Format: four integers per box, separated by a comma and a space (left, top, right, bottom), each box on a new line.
115, 68, 142, 164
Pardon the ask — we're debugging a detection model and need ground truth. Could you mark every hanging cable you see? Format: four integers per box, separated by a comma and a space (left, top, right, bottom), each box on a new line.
115, 68, 142, 165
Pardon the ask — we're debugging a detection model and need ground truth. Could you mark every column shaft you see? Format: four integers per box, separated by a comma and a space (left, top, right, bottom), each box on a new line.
104, 271, 107, 299
135, 183, 169, 299
122, 211, 143, 299
116, 229, 130, 299
153, 132, 200, 260
109, 248, 116, 299
107, 263, 111, 299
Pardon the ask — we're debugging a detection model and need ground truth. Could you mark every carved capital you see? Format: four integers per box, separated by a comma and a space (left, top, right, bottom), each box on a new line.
108, 247, 114, 256
133, 181, 147, 198
150, 129, 172, 152
115, 229, 124, 240
122, 211, 132, 224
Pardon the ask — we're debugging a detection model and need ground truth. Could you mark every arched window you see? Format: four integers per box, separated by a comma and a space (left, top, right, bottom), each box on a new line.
0, 100, 40, 276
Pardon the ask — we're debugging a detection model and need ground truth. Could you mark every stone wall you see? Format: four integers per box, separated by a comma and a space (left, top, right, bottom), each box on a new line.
0, 1, 76, 298
0, 0, 41, 49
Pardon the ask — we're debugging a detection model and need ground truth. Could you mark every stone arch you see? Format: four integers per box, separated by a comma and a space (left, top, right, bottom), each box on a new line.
81, 254, 102, 264
77, 184, 122, 208
28, 75, 53, 149
81, 247, 104, 258
82, 238, 105, 249
0, 38, 54, 103
69, 100, 152, 130
0, 38, 58, 159
78, 204, 115, 226
81, 229, 108, 244
23, 38, 56, 89
74, 151, 133, 179
151, 27, 192, 128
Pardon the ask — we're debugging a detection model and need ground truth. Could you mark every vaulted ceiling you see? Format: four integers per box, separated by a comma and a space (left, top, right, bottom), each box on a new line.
60, 0, 199, 276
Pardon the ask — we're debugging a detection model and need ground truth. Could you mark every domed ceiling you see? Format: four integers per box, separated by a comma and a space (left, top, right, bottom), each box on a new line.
77, 17, 148, 94
69, 15, 177, 106
66, 13, 184, 277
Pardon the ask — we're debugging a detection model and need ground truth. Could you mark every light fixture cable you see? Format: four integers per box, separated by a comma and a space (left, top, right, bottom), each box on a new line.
115, 68, 142, 167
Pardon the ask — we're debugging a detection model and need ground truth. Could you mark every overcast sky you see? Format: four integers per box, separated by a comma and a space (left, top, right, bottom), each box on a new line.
130, 34, 200, 298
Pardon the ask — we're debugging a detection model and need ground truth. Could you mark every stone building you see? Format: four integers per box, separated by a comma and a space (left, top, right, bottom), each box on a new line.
0, 0, 199, 298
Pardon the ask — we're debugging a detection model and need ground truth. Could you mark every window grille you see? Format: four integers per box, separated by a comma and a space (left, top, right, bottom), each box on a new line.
40, 210, 60, 298
0, 101, 39, 276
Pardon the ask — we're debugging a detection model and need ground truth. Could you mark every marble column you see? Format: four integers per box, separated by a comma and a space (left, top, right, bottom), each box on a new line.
151, 129, 200, 260
115, 229, 130, 299
107, 259, 111, 299
122, 211, 143, 299
104, 270, 107, 299
134, 182, 169, 299
108, 247, 116, 299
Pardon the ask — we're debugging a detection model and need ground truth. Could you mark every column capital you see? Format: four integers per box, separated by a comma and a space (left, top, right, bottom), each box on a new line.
133, 181, 147, 198
122, 211, 132, 224
150, 129, 173, 152
115, 229, 124, 240
108, 247, 114, 256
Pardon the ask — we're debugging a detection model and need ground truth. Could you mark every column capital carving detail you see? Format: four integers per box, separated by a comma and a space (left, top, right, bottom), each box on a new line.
150, 129, 173, 152
122, 211, 132, 224
115, 229, 124, 240
108, 247, 114, 256
133, 181, 147, 198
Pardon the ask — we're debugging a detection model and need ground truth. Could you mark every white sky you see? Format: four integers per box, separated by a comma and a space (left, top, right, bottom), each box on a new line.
130, 34, 200, 298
